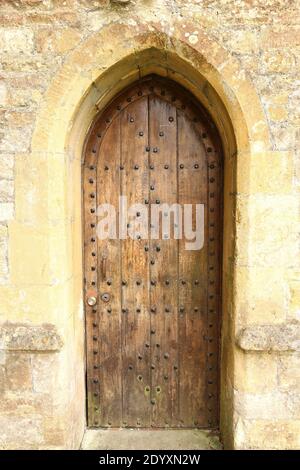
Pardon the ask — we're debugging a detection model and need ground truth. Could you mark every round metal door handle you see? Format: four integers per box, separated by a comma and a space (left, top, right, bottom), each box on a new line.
87, 296, 97, 306
101, 293, 110, 302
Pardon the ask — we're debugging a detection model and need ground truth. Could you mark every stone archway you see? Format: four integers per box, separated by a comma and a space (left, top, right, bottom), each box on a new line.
22, 19, 271, 449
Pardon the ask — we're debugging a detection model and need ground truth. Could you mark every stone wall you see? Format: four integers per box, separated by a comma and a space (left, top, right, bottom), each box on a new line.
0, 0, 299, 449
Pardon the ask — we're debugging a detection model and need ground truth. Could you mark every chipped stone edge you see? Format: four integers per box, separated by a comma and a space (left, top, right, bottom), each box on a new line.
236, 324, 300, 352
0, 322, 64, 352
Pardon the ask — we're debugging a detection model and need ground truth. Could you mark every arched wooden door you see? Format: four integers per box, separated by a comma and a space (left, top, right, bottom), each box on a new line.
83, 76, 222, 429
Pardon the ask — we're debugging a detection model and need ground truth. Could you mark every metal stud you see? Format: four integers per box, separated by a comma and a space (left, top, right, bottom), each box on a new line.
165, 280, 170, 285
207, 147, 212, 152
150, 164, 154, 170
164, 164, 169, 169
151, 280, 156, 286
159, 131, 164, 137
128, 365, 133, 370
144, 246, 149, 252
139, 131, 144, 136
136, 280, 141, 286
151, 306, 156, 313
136, 308, 141, 313
120, 165, 124, 170
90, 193, 95, 198
153, 147, 158, 153
104, 165, 109, 171
92, 149, 96, 154
194, 163, 199, 169
134, 164, 139, 170
179, 164, 184, 169
89, 165, 95, 170
130, 117, 134, 123
122, 280, 127, 286
89, 178, 94, 184
169, 116, 174, 122
90, 208, 95, 213
150, 185, 155, 190
165, 307, 170, 313
156, 246, 160, 252
151, 329, 156, 334
150, 259, 155, 265
164, 353, 169, 359
156, 199, 160, 204
146, 146, 150, 152
107, 279, 112, 285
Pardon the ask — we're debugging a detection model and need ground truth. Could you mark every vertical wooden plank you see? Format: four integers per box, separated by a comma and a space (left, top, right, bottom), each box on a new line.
84, 131, 100, 427
120, 96, 151, 427
149, 94, 179, 427
177, 110, 209, 427
96, 115, 123, 426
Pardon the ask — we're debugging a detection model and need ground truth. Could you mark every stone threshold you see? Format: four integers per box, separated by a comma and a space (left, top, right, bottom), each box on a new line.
81, 428, 222, 450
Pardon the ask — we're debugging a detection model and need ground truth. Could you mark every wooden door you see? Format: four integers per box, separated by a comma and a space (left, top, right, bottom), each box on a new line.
83, 76, 222, 429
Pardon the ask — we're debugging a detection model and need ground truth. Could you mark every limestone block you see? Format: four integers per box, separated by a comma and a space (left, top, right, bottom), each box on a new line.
0, 154, 14, 180
235, 418, 300, 450
278, 354, 300, 391
234, 351, 277, 393
5, 352, 32, 392
0, 179, 14, 203
0, 224, 8, 282
234, 389, 300, 420
237, 323, 300, 352
0, 322, 63, 352
0, 28, 34, 55
0, 203, 14, 222
0, 415, 44, 450
0, 82, 7, 107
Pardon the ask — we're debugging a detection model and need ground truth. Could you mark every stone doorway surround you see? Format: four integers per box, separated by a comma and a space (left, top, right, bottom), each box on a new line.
1, 16, 299, 450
